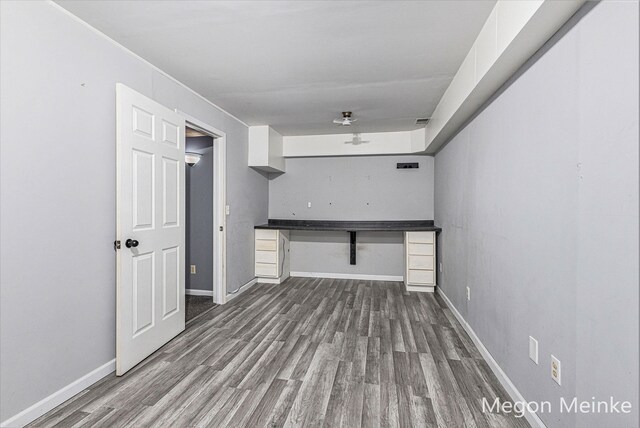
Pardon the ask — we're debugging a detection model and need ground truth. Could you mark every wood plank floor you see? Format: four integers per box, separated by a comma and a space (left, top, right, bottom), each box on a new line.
29, 277, 530, 428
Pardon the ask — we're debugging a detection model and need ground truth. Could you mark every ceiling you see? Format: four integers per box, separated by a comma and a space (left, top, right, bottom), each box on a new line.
185, 127, 213, 152
56, 0, 496, 135
185, 127, 209, 138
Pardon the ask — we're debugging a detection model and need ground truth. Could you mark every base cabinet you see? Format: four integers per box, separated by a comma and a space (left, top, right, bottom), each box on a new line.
255, 229, 290, 284
404, 231, 436, 292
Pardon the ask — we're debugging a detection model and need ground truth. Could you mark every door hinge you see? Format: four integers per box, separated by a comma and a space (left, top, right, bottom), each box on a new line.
114, 240, 121, 250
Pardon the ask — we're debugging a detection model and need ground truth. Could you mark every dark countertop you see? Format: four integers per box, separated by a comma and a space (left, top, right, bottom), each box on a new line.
254, 219, 442, 232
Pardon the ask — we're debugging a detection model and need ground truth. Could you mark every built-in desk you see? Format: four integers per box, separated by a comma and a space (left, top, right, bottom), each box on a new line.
254, 220, 442, 292
255, 219, 441, 232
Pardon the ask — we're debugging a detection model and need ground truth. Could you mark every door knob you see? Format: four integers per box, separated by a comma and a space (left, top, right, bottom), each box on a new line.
125, 239, 139, 248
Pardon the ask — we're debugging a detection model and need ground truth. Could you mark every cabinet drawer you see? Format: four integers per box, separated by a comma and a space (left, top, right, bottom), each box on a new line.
407, 231, 434, 244
255, 239, 277, 251
255, 229, 278, 240
256, 250, 277, 264
255, 263, 278, 277
408, 269, 434, 285
407, 243, 434, 256
408, 255, 434, 270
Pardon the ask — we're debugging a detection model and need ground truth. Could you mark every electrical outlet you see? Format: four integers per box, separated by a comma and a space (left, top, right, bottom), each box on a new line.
551, 355, 561, 385
190, 265, 196, 274
225, 205, 230, 215
529, 336, 538, 364
466, 287, 470, 301
307, 202, 312, 208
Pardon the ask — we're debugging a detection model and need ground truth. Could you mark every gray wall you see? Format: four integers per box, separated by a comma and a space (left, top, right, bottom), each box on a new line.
434, 3, 638, 428
270, 155, 434, 220
186, 140, 213, 291
269, 155, 434, 276
0, 1, 268, 422
289, 231, 404, 277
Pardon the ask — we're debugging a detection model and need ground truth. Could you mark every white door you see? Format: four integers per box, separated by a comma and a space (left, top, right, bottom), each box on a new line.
116, 83, 185, 375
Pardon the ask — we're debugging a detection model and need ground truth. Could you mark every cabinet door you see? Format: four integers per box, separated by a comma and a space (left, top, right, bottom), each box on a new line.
407, 231, 435, 244
256, 263, 278, 277
255, 230, 279, 278
408, 269, 435, 285
405, 231, 436, 287
408, 255, 434, 270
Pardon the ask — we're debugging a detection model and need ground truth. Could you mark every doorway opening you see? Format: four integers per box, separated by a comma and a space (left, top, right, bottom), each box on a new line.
181, 116, 227, 323
185, 126, 216, 321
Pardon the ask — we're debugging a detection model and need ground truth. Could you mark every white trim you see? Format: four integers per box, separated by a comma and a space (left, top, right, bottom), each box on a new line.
185, 289, 214, 297
0, 359, 115, 428
437, 289, 546, 428
46, 1, 249, 128
177, 111, 227, 306
290, 272, 403, 282
425, 0, 584, 153
258, 276, 286, 285
259, 278, 280, 284
226, 278, 259, 302
405, 284, 435, 293
283, 129, 425, 158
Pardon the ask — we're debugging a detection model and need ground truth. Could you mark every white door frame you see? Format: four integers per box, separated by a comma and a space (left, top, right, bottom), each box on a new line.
176, 110, 227, 305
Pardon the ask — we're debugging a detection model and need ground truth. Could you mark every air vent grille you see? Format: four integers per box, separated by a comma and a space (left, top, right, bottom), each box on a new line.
415, 118, 430, 125
397, 162, 419, 169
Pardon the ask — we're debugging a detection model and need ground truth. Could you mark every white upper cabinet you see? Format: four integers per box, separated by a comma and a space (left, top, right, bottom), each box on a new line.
248, 125, 286, 173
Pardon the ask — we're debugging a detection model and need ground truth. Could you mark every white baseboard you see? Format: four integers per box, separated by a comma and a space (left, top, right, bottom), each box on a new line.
437, 290, 546, 428
290, 271, 403, 282
225, 278, 258, 302
405, 284, 435, 293
1, 359, 116, 428
185, 288, 213, 297
256, 271, 292, 284
257, 277, 285, 284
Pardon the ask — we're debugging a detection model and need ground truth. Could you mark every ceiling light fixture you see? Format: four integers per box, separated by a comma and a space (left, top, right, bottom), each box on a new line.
345, 133, 370, 145
333, 111, 357, 126
185, 153, 202, 166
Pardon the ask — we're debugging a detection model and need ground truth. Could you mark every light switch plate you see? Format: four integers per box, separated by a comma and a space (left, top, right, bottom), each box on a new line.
529, 336, 538, 364
551, 355, 561, 385
190, 265, 196, 274
466, 287, 470, 301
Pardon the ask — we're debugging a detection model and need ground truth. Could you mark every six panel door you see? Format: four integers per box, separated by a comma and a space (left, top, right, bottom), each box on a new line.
116, 83, 186, 375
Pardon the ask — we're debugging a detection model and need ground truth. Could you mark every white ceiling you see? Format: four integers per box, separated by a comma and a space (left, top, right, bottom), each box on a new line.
56, 0, 496, 135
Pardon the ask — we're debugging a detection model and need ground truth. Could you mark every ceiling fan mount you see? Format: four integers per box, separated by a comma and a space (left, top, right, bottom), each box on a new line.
333, 111, 357, 126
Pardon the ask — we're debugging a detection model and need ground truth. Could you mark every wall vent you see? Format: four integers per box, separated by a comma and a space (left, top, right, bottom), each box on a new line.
397, 162, 419, 169
415, 118, 430, 125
